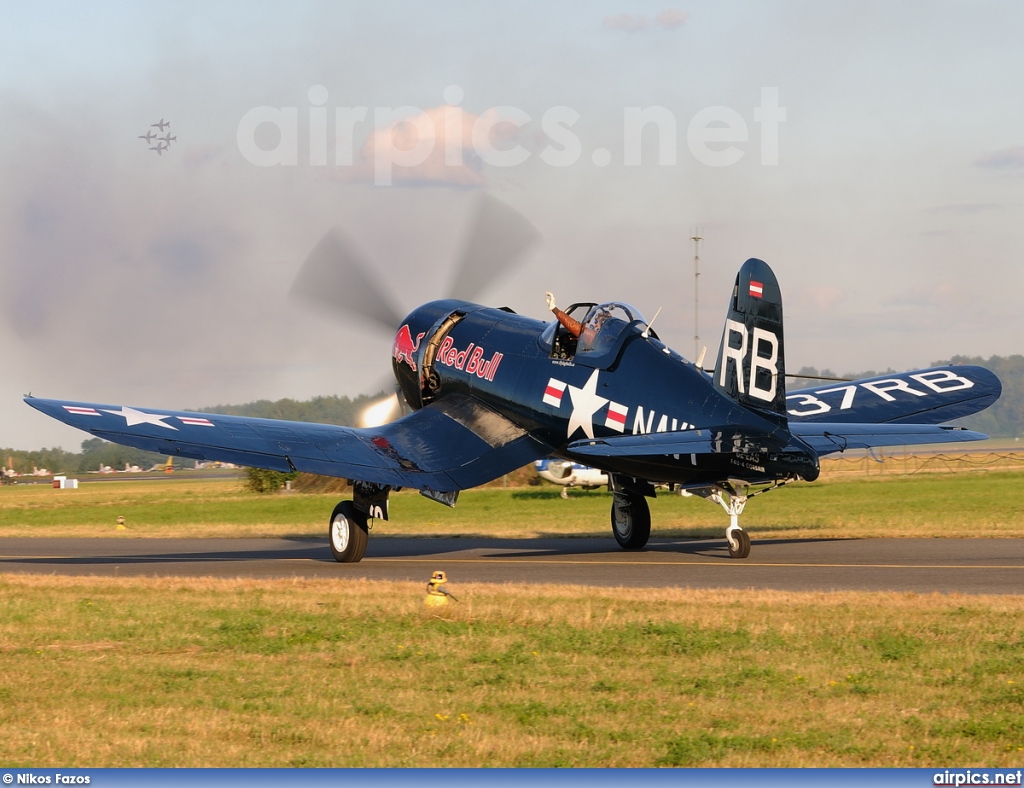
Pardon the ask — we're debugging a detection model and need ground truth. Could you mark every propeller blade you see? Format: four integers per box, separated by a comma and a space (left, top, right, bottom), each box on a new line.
290, 229, 405, 335
447, 193, 540, 302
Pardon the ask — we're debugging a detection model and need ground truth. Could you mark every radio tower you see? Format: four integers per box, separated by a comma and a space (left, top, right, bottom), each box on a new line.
690, 229, 703, 362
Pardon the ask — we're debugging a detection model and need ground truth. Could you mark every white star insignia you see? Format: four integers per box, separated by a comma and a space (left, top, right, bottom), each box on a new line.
101, 406, 178, 430
565, 369, 608, 439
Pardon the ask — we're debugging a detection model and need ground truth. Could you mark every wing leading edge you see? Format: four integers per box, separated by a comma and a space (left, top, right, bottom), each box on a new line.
26, 393, 548, 493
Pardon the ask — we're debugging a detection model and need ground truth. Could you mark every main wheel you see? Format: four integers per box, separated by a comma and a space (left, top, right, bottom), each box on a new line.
610, 491, 651, 550
329, 501, 369, 563
727, 527, 750, 559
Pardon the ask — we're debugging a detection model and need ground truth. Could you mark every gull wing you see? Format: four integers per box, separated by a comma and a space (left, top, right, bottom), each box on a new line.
26, 393, 548, 493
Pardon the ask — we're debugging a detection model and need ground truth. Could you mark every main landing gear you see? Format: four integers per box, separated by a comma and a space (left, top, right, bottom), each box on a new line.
329, 501, 369, 563
610, 488, 651, 550
608, 476, 655, 550
328, 481, 393, 564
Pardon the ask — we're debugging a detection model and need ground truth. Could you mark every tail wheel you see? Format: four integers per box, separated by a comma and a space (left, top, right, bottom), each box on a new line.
329, 501, 369, 563
727, 528, 750, 559
611, 491, 651, 550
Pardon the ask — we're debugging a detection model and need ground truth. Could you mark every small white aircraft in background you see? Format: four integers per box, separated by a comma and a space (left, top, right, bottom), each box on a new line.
534, 458, 608, 498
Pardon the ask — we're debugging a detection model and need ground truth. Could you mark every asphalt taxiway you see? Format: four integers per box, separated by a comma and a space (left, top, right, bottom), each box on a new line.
1, 536, 1022, 594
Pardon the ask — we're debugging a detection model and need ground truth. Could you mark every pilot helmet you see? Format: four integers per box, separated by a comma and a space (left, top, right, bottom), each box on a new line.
588, 305, 614, 330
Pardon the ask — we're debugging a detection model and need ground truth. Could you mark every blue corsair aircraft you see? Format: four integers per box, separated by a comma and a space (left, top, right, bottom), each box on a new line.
26, 257, 1001, 563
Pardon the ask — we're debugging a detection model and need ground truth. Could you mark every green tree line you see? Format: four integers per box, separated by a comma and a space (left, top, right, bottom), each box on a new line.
194, 391, 391, 425
2, 438, 170, 476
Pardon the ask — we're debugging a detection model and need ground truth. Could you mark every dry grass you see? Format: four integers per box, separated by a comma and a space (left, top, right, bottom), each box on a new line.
1, 574, 1022, 767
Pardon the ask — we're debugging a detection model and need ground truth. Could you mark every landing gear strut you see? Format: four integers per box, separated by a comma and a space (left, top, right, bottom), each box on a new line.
692, 482, 751, 559
691, 479, 796, 559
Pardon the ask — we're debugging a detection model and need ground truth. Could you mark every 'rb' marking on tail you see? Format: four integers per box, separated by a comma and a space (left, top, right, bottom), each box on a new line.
718, 321, 780, 403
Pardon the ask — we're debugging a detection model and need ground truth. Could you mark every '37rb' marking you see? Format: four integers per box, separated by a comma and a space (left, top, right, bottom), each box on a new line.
786, 369, 974, 416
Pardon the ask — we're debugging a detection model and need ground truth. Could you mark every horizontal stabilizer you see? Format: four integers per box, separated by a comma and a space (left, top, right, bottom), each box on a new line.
787, 365, 1001, 425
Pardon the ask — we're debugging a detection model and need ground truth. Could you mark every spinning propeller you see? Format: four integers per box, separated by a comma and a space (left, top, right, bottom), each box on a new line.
291, 193, 540, 333
290, 193, 541, 423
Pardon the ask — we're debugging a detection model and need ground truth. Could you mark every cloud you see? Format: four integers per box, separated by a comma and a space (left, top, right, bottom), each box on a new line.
342, 105, 498, 187
655, 9, 689, 29
604, 9, 689, 32
973, 146, 1024, 170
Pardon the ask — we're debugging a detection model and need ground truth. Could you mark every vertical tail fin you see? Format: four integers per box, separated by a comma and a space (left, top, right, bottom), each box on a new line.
713, 258, 788, 425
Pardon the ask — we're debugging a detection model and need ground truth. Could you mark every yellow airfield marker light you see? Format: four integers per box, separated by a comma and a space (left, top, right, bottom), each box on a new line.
425, 570, 458, 607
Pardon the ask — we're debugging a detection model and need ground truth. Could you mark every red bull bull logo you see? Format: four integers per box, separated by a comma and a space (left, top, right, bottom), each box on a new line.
393, 325, 425, 371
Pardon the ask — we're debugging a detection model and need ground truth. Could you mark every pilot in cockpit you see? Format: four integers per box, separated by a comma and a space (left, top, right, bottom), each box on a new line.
546, 292, 614, 352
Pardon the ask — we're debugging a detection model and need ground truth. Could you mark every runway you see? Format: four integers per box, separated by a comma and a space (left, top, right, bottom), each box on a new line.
1, 536, 1022, 594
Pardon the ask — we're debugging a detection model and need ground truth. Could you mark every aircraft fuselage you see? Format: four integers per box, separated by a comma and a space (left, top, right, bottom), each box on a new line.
392, 299, 818, 488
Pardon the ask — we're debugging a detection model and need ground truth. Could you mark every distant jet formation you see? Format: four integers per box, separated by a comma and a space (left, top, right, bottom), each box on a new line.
139, 119, 176, 155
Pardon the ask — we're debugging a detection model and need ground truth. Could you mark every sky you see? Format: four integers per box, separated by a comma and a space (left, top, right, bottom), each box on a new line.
1, 0, 1022, 450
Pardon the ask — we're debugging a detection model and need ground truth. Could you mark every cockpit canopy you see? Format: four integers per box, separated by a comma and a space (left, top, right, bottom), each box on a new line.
577, 302, 647, 355
540, 300, 651, 368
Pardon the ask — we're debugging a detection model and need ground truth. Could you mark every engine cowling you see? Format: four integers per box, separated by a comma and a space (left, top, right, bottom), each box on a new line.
391, 300, 478, 411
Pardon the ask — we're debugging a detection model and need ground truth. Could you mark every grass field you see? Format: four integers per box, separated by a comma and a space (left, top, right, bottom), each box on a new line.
0, 575, 1021, 767
1, 466, 1023, 539
1, 463, 1022, 767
